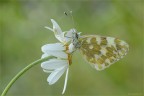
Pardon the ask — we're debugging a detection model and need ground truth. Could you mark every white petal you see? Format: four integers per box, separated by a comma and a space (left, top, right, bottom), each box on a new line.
55, 36, 66, 44
47, 66, 68, 85
51, 19, 66, 43
41, 59, 68, 70
41, 53, 50, 58
41, 43, 65, 52
45, 50, 67, 58
45, 26, 53, 32
65, 29, 73, 37
63, 31, 72, 43
51, 19, 62, 34
41, 43, 67, 58
43, 69, 53, 73
62, 68, 69, 94
68, 43, 76, 53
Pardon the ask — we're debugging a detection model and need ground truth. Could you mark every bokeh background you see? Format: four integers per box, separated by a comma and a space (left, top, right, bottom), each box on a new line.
0, 0, 143, 96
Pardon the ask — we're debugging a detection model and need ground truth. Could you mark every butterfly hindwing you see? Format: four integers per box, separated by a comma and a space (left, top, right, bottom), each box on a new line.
79, 35, 129, 70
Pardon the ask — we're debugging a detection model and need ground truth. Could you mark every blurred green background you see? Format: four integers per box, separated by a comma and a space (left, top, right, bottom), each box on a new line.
0, 0, 143, 96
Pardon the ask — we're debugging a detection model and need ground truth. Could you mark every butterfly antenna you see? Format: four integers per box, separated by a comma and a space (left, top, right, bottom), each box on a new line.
64, 11, 76, 31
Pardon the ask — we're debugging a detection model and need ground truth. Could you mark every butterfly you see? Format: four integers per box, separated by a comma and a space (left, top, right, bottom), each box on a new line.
69, 29, 129, 70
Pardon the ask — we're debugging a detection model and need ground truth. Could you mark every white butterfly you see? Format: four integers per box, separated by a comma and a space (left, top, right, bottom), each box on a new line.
68, 29, 129, 70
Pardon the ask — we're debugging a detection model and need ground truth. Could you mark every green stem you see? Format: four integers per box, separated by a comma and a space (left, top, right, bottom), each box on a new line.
1, 56, 55, 96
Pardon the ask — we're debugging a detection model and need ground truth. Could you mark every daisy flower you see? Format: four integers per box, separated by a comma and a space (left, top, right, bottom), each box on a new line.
41, 19, 73, 94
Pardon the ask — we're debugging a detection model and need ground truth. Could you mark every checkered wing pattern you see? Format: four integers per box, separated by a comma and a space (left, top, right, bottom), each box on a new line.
79, 35, 129, 70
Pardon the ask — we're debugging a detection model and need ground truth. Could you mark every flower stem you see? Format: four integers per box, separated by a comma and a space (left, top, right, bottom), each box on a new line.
1, 56, 55, 96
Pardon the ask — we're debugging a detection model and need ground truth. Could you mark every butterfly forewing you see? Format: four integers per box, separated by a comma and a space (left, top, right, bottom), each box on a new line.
79, 35, 129, 70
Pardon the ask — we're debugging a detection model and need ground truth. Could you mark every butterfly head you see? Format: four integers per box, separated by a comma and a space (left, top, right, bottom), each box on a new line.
71, 29, 81, 48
